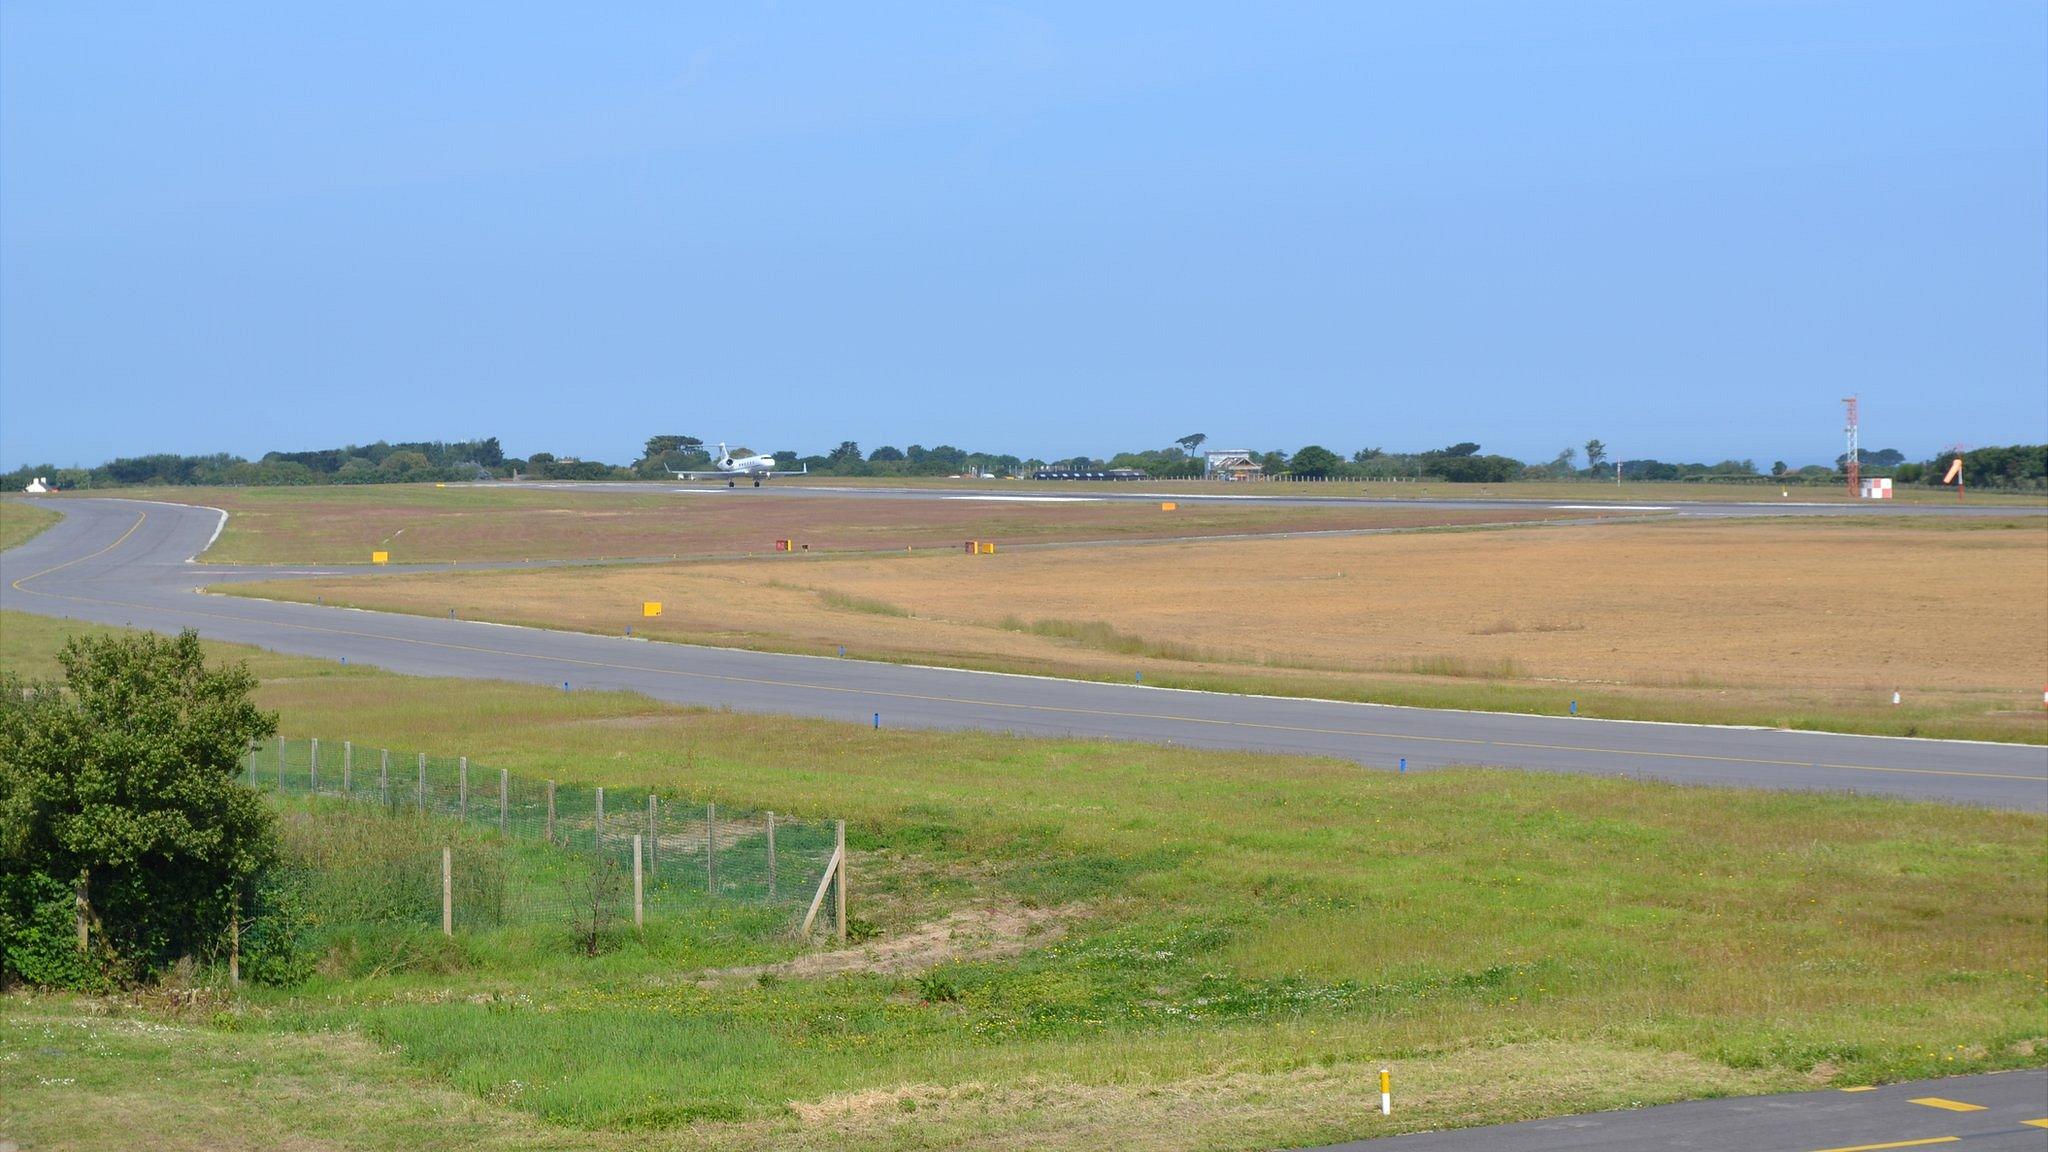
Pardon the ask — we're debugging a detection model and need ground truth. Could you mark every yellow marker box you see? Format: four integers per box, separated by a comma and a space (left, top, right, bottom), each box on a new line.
1160, 502, 1177, 511
642, 601, 663, 617
371, 551, 390, 565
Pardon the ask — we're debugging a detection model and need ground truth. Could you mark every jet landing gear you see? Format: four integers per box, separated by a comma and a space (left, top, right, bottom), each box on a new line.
753, 478, 762, 487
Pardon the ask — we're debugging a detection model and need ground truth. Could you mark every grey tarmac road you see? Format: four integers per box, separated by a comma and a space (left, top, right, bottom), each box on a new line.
4, 497, 2045, 810
1302, 1068, 2048, 1151
499, 477, 2048, 520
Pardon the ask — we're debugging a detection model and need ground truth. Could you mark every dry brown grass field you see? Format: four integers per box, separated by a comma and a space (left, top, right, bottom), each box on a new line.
228, 515, 2048, 741
117, 484, 1626, 564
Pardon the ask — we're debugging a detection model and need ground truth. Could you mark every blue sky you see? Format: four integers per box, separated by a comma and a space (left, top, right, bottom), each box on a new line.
2, 2, 2042, 469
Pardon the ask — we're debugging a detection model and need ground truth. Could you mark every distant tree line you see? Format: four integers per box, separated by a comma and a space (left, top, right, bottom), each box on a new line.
8, 435, 2043, 491
2, 438, 509, 490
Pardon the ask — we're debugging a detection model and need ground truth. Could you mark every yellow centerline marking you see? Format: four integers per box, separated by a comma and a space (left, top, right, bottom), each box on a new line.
7, 510, 147, 591
1907, 1097, 1985, 1112
7, 514, 2045, 789
1809, 1139, 1957, 1152
1838, 1085, 1878, 1092
2022, 1118, 2048, 1128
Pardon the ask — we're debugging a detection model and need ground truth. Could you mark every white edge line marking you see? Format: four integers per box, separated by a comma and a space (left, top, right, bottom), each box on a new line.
112, 499, 230, 560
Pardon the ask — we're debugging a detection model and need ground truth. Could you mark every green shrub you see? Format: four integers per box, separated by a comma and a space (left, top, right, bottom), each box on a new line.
0, 630, 277, 986
240, 870, 315, 987
0, 870, 103, 991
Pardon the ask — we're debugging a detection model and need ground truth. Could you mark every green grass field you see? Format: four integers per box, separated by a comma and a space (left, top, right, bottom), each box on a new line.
0, 498, 59, 551
2, 610, 2043, 1151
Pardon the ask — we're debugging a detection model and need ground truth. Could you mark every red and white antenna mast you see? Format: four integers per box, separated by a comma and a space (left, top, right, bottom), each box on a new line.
1841, 395, 1860, 497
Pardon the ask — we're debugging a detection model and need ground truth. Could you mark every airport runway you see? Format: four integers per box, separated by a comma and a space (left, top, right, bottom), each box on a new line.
5, 497, 2045, 810
1303, 1068, 2048, 1151
501, 478, 2048, 519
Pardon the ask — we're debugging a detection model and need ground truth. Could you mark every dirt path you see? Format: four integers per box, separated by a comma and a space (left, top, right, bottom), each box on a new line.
702, 904, 1069, 984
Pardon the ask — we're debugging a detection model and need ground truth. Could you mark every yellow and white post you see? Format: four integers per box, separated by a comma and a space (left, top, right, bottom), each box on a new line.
1380, 1068, 1391, 1116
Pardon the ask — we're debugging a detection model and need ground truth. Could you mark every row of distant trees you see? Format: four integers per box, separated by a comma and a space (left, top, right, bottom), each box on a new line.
7, 435, 2043, 491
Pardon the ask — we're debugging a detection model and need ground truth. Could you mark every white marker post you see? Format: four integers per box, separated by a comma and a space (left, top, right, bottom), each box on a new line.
1380, 1068, 1391, 1116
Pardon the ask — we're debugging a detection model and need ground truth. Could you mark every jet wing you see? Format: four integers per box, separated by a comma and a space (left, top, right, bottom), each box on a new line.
668, 470, 734, 480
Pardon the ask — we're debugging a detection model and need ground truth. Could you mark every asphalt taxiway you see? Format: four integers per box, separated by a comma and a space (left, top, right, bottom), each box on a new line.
5, 498, 2043, 809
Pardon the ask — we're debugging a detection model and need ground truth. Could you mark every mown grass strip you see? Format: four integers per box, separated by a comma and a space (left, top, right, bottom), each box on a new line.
3, 610, 2043, 1149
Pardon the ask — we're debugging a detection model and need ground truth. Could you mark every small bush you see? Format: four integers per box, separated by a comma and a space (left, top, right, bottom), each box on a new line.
916, 969, 962, 1002
0, 870, 104, 992
240, 870, 316, 987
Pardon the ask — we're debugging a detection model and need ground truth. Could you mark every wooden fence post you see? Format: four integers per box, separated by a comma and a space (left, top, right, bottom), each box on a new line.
835, 819, 847, 943
75, 870, 89, 953
499, 769, 509, 833
706, 803, 717, 895
441, 847, 453, 936
458, 757, 469, 817
278, 737, 286, 789
647, 794, 658, 874
416, 752, 426, 807
229, 907, 239, 987
632, 835, 644, 929
309, 738, 319, 792
801, 843, 841, 937
545, 780, 556, 843
343, 741, 353, 794
379, 750, 390, 805
766, 811, 777, 899
595, 786, 605, 846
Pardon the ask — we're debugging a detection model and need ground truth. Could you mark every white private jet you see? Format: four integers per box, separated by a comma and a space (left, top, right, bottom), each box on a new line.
669, 443, 806, 487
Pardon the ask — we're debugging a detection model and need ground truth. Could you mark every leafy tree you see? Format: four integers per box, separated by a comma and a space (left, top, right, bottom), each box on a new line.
1838, 447, 1906, 469
1428, 454, 1522, 482
0, 631, 278, 986
378, 450, 432, 476
633, 436, 711, 478
1943, 444, 2047, 489
1771, 461, 1788, 476
1584, 439, 1607, 470
867, 445, 905, 463
642, 435, 702, 460
827, 441, 862, 464
1619, 459, 1682, 481
335, 458, 378, 482
1351, 447, 1383, 464
1175, 433, 1208, 453
1289, 445, 1342, 477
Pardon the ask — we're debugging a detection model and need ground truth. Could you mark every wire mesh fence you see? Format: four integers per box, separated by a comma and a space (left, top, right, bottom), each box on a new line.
245, 737, 847, 944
